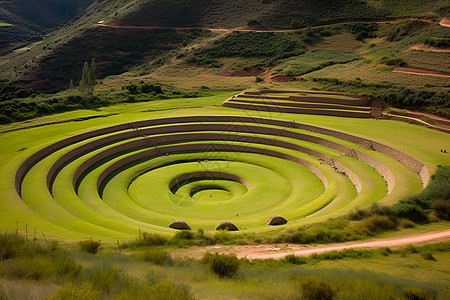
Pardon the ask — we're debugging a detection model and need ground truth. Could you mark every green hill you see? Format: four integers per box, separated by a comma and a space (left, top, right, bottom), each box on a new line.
0, 0, 449, 94
0, 0, 92, 47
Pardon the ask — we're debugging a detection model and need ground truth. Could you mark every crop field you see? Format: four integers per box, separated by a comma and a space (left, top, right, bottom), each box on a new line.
1, 90, 448, 242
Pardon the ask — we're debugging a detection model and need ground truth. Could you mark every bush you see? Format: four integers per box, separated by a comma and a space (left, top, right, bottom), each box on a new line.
78, 240, 101, 255
298, 277, 335, 300
136, 232, 167, 246
54, 254, 82, 280
139, 249, 173, 266
202, 253, 240, 278
402, 287, 433, 300
390, 202, 428, 223
48, 283, 102, 300
431, 199, 450, 220
364, 215, 398, 232
174, 230, 194, 240
0, 233, 27, 260
283, 254, 307, 265
420, 252, 436, 261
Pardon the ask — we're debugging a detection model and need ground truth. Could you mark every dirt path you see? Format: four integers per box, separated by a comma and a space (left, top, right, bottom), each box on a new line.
393, 67, 450, 78
170, 229, 450, 260
440, 18, 450, 27
383, 112, 450, 134
96, 17, 434, 33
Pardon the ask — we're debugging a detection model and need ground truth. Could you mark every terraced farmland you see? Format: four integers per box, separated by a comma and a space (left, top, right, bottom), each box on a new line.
2, 90, 448, 241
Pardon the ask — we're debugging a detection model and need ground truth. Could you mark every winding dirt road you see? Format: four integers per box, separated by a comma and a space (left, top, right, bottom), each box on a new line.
171, 229, 450, 260
96, 17, 435, 33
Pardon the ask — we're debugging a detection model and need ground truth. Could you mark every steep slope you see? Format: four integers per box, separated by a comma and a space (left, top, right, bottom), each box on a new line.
1, 0, 449, 92
0, 0, 92, 47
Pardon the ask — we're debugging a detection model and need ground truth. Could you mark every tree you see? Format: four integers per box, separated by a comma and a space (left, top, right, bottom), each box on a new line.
79, 58, 96, 95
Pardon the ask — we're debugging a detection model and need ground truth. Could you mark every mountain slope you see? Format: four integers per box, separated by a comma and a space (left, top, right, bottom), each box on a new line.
0, 0, 92, 47
0, 0, 449, 92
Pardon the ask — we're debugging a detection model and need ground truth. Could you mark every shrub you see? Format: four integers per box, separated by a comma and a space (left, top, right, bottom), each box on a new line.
174, 230, 194, 240
283, 254, 307, 265
402, 287, 433, 300
298, 277, 335, 300
0, 233, 27, 260
78, 240, 101, 255
137, 232, 167, 246
431, 199, 450, 220
139, 249, 173, 266
48, 283, 102, 300
202, 253, 240, 278
420, 252, 436, 261
390, 202, 428, 223
364, 215, 397, 232
54, 254, 82, 280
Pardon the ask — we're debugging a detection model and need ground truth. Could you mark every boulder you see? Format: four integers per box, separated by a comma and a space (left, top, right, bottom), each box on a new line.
214, 221, 239, 231
168, 220, 191, 230
265, 215, 287, 226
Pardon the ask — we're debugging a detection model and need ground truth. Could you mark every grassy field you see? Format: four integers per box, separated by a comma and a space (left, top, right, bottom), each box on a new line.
0, 91, 448, 243
1, 238, 448, 299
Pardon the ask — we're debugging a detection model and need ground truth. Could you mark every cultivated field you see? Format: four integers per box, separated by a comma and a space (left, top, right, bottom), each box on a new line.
1, 90, 448, 243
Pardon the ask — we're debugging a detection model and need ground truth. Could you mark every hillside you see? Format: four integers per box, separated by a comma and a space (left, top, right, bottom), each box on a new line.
0, 0, 92, 47
0, 0, 448, 99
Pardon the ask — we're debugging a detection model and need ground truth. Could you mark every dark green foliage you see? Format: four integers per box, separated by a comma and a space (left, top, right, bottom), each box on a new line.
363, 215, 398, 232
283, 254, 307, 265
298, 277, 335, 300
79, 59, 96, 95
139, 249, 173, 266
201, 252, 240, 278
345, 23, 378, 40
431, 199, 450, 220
402, 287, 433, 300
122, 83, 163, 95
420, 252, 436, 261
0, 80, 32, 102
425, 38, 449, 48
78, 240, 101, 255
381, 57, 407, 67
382, 20, 428, 42
189, 31, 305, 67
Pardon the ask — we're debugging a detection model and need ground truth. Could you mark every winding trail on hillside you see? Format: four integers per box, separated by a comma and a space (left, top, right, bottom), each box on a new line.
171, 229, 450, 260
96, 17, 434, 33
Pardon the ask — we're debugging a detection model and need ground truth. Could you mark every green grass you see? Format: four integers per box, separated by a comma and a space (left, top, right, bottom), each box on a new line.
276, 49, 361, 77
0, 90, 447, 242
